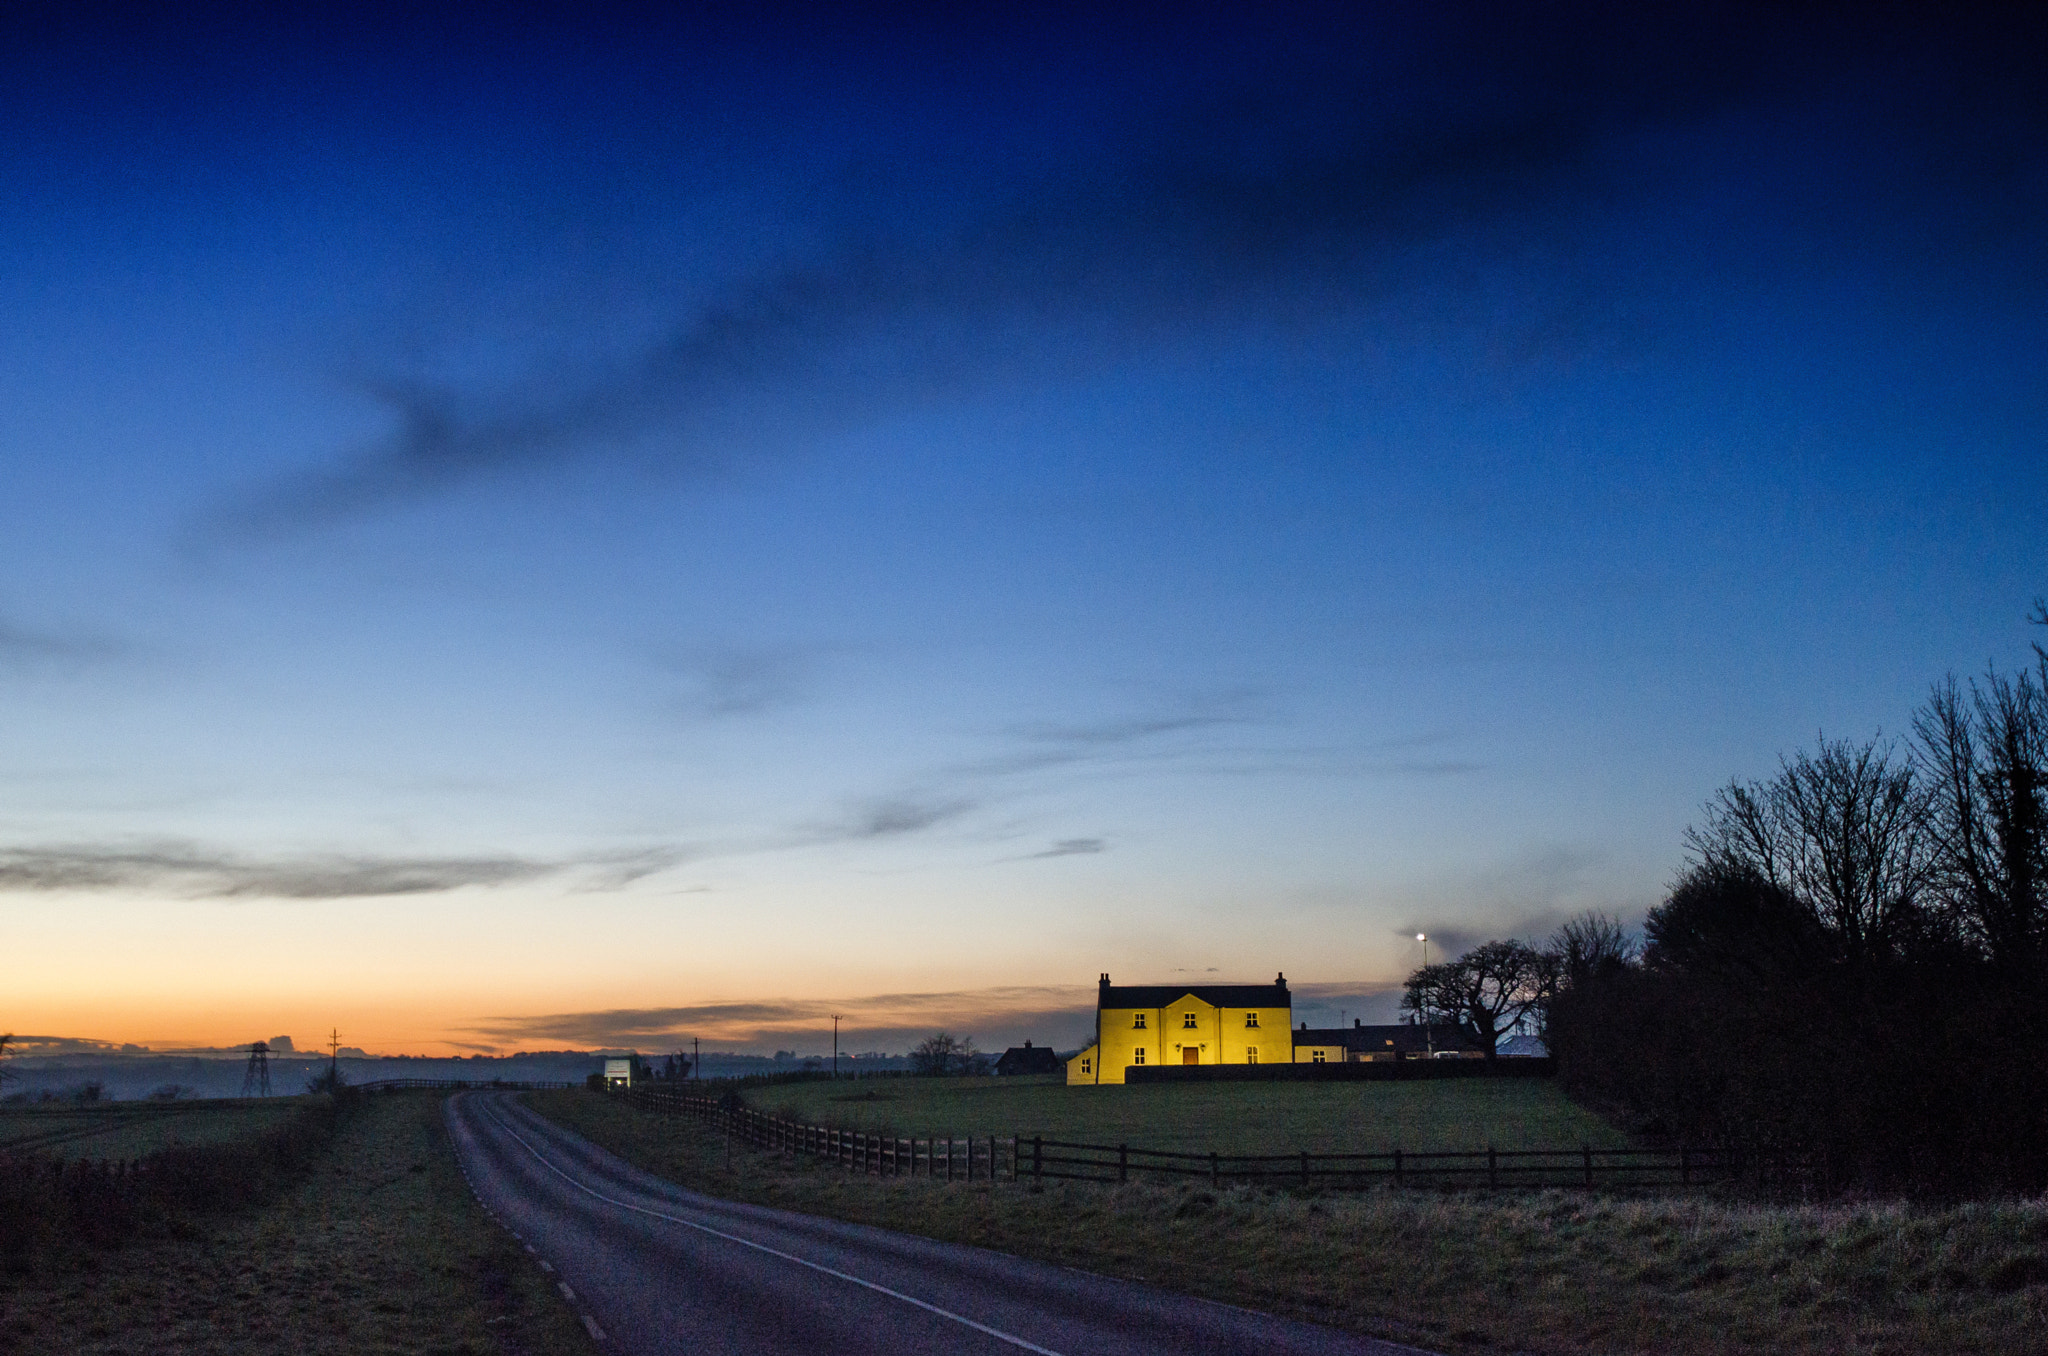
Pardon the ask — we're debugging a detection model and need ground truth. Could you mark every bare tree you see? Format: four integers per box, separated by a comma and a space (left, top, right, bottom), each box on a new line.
909, 1031, 981, 1076
1401, 939, 1551, 1058
1547, 911, 1638, 987
1685, 736, 1934, 967
1915, 669, 2048, 972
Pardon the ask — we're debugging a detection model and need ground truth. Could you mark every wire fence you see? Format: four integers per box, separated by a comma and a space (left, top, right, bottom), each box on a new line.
612, 1083, 1728, 1190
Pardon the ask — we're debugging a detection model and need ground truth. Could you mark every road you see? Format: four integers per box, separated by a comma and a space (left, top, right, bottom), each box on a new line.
444, 1091, 1441, 1356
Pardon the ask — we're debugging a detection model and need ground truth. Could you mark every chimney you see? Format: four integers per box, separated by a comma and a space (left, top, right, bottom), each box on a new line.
1354, 1018, 1361, 1028
1275, 971, 1287, 991
1100, 972, 1111, 989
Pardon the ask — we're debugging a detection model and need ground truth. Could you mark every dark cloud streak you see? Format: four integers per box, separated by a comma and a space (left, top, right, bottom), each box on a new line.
198, 6, 1964, 537
0, 841, 690, 899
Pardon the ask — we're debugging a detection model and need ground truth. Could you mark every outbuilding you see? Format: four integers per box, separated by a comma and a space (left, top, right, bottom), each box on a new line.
994, 1041, 1062, 1076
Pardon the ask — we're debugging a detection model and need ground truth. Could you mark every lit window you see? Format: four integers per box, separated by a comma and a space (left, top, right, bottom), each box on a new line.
1080, 1059, 1091, 1075
1312, 1049, 1327, 1063
1182, 1012, 1198, 1029
1247, 1047, 1259, 1064
1133, 1013, 1147, 1028
1133, 1048, 1145, 1065
1245, 1012, 1260, 1028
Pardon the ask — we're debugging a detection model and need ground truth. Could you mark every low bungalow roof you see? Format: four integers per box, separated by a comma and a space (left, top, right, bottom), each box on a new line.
1294, 1021, 1480, 1055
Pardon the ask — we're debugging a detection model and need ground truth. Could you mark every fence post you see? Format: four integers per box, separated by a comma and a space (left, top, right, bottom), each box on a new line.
1211, 1151, 1219, 1187
1034, 1135, 1043, 1182
1394, 1148, 1403, 1187
1487, 1146, 1497, 1189
967, 1136, 975, 1182
1582, 1144, 1593, 1189
1119, 1143, 1128, 1184
1301, 1150, 1309, 1188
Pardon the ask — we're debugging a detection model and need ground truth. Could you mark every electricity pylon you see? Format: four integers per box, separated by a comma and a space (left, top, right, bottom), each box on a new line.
241, 1040, 271, 1097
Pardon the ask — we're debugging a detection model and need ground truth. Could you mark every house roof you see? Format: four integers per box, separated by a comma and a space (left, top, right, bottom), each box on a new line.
1096, 972, 1290, 1010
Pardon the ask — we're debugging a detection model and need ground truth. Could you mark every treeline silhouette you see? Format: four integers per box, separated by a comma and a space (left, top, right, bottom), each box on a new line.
1548, 607, 2048, 1194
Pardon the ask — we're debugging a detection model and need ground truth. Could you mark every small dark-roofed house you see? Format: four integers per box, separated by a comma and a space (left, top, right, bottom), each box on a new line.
994, 1041, 1061, 1076
1294, 1019, 1484, 1063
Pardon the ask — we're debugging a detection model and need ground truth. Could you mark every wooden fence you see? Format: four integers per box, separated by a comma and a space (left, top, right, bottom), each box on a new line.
1022, 1138, 1723, 1189
613, 1084, 1725, 1191
622, 1084, 1012, 1182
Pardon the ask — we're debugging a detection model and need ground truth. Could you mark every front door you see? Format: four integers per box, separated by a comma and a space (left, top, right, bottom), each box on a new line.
1182, 1047, 1199, 1065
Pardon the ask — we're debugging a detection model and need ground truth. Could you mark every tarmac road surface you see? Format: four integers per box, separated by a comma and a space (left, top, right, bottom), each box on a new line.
444, 1091, 1443, 1356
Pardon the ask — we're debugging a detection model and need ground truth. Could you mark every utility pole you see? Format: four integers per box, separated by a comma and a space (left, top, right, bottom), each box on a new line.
832, 1015, 842, 1080
329, 1028, 340, 1086
693, 1036, 700, 1081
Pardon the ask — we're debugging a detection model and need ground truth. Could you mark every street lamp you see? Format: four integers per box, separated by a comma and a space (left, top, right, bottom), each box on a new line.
1416, 933, 1433, 1057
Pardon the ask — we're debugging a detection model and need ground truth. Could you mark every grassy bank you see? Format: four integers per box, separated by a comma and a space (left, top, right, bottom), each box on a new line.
0, 1092, 595, 1356
0, 1100, 303, 1160
529, 1087, 2048, 1356
750, 1073, 1629, 1154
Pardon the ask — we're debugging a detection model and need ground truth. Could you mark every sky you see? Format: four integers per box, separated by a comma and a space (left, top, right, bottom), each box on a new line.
2, 4, 2045, 1057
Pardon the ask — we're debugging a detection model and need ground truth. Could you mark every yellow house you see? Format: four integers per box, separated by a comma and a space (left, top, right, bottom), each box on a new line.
1067, 973, 1293, 1085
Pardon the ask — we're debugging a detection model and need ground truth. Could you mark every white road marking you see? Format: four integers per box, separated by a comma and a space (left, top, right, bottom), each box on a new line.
471, 1099, 1066, 1356
583, 1313, 607, 1341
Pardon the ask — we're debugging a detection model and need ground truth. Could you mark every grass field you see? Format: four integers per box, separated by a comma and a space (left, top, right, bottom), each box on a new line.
750, 1073, 1630, 1154
0, 1092, 596, 1356
0, 1099, 304, 1161
530, 1086, 2048, 1356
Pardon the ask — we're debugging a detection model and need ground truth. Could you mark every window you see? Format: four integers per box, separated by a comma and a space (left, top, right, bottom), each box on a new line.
1312, 1049, 1327, 1063
1080, 1058, 1091, 1075
1245, 1012, 1260, 1028
1132, 1013, 1147, 1028
1246, 1047, 1258, 1064
1133, 1048, 1145, 1065
1182, 1011, 1198, 1029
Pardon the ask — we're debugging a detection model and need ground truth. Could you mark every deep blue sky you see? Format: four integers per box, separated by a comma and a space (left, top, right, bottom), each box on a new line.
3, 4, 2044, 1053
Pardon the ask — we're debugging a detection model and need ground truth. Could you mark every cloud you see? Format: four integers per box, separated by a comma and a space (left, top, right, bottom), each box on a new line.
1018, 838, 1105, 860
677, 649, 816, 718
804, 794, 975, 844
1397, 844, 1645, 959
200, 6, 1926, 536
570, 847, 692, 891
468, 983, 1099, 1051
0, 615, 123, 673
0, 841, 551, 899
